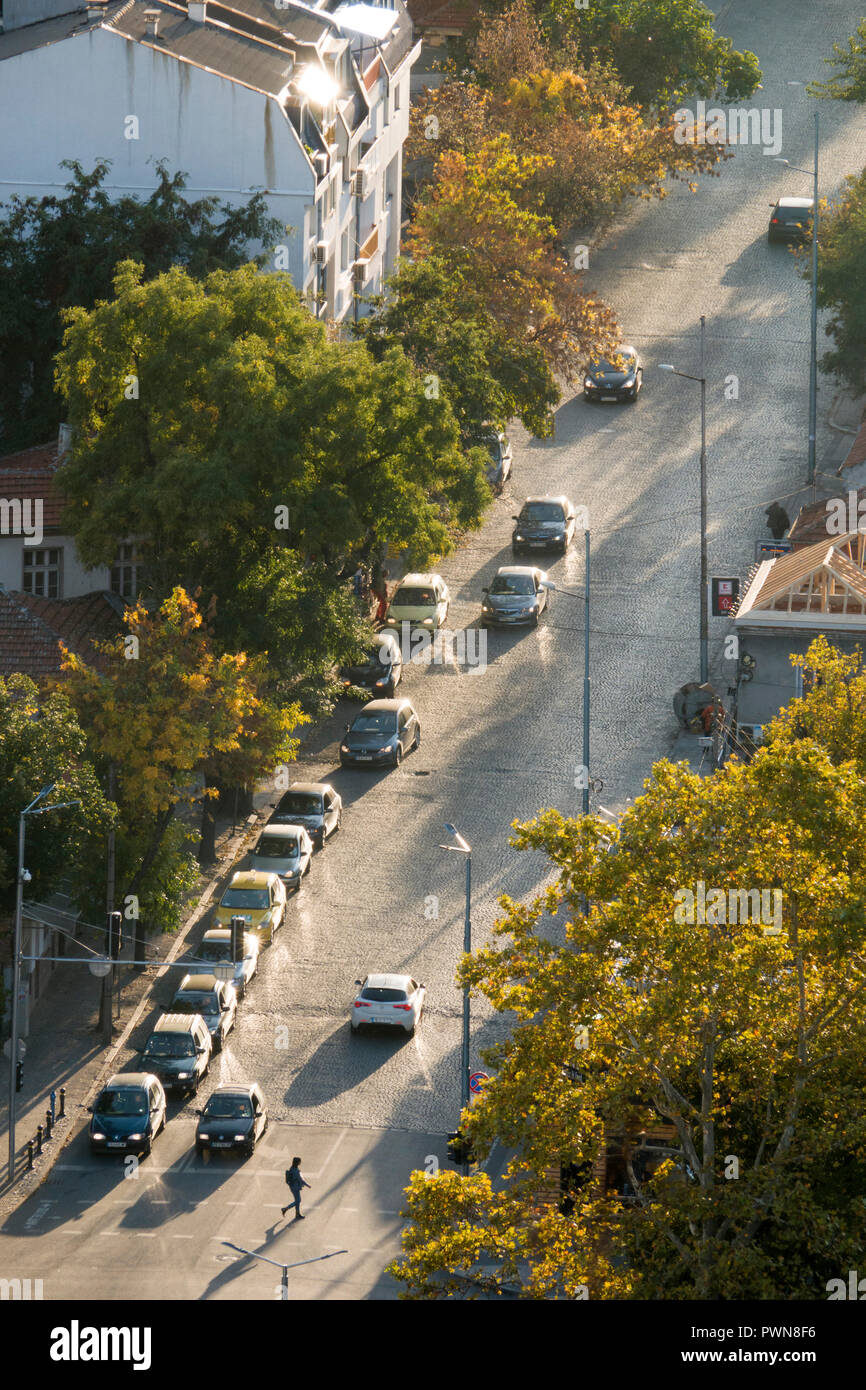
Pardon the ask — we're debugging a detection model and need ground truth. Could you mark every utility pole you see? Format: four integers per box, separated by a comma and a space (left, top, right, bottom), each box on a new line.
582, 526, 591, 816
808, 113, 820, 490
699, 315, 708, 685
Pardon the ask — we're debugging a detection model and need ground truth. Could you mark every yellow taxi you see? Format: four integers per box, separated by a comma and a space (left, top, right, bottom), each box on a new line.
212, 870, 286, 947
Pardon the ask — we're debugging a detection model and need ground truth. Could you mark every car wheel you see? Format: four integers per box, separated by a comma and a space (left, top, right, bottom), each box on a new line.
532, 610, 540, 627
195, 1144, 204, 1159
406, 1024, 416, 1038
393, 745, 403, 768
413, 725, 421, 751
243, 1141, 255, 1160
142, 1137, 152, 1158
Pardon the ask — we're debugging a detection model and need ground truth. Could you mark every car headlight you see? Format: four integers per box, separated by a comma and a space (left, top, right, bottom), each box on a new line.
379, 743, 395, 753
340, 743, 350, 753
91, 1131, 106, 1140
234, 1135, 247, 1142
198, 1132, 210, 1140
623, 375, 635, 387
514, 534, 525, 542
482, 604, 493, 613
584, 377, 594, 389
422, 617, 434, 625
176, 1072, 191, 1080
128, 1133, 144, 1141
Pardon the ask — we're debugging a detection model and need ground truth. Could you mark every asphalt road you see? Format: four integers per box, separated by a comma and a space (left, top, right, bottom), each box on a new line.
2, 0, 866, 1300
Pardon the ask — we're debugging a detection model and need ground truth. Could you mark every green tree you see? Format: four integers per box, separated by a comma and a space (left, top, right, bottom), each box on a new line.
0, 160, 282, 452
809, 168, 866, 393
389, 643, 866, 1298
808, 20, 866, 103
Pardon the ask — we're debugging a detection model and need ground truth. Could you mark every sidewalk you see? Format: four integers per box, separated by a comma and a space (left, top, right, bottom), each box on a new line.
0, 801, 270, 1218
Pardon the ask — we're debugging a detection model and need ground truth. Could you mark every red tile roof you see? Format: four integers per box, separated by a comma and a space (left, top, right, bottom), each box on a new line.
405, 1, 477, 34
0, 441, 66, 530
0, 590, 125, 680
844, 419, 866, 472
789, 486, 866, 547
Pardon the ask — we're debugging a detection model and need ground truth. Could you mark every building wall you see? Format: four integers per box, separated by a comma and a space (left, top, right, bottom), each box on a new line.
0, 535, 110, 598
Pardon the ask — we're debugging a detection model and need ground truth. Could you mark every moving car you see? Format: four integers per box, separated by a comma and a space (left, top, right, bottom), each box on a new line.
212, 869, 286, 946
247, 824, 313, 891
195, 1083, 269, 1159
193, 927, 260, 998
340, 697, 421, 768
768, 196, 813, 244
269, 781, 342, 849
89, 1072, 167, 1157
350, 974, 426, 1036
339, 631, 403, 697
139, 1014, 212, 1096
383, 573, 449, 632
583, 346, 642, 402
481, 566, 553, 627
512, 496, 577, 556
169, 973, 238, 1052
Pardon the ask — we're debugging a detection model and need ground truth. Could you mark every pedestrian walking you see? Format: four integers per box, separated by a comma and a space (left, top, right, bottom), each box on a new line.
282, 1156, 311, 1220
765, 502, 790, 540
374, 567, 390, 623
352, 563, 366, 600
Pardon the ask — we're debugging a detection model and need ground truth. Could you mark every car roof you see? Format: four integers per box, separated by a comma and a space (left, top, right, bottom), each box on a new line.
285, 781, 332, 796
105, 1072, 157, 1088
495, 565, 542, 577
208, 1083, 257, 1097
777, 196, 813, 208
360, 698, 409, 712
396, 573, 443, 586
227, 870, 276, 888
362, 973, 413, 989
152, 1014, 203, 1032
257, 823, 304, 837
175, 974, 220, 991
201, 928, 232, 941
520, 495, 572, 506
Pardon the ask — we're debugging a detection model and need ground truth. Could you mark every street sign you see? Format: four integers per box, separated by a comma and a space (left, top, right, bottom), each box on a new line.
711, 577, 739, 617
756, 539, 793, 560
88, 957, 112, 978
469, 1071, 489, 1095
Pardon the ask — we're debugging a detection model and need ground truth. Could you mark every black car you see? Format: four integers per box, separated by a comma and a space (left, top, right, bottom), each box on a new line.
195, 1083, 268, 1158
339, 632, 403, 697
768, 197, 813, 244
340, 697, 421, 768
89, 1072, 167, 1157
139, 1014, 212, 1096
512, 496, 576, 556
583, 346, 642, 402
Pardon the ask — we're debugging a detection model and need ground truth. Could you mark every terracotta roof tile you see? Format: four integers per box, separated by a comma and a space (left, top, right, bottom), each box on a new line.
789, 485, 866, 547
0, 441, 66, 530
405, 0, 477, 33
0, 589, 125, 680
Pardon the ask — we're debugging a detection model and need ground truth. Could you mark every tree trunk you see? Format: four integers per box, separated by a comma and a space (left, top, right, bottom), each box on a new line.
199, 778, 219, 866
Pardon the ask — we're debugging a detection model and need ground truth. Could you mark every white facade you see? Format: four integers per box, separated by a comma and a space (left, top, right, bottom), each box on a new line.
0, 533, 111, 600
0, 2, 419, 322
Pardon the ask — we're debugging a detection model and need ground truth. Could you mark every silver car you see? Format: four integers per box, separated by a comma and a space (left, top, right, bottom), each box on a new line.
248, 823, 313, 889
481, 566, 553, 627
350, 973, 426, 1036
192, 928, 260, 999
269, 781, 342, 849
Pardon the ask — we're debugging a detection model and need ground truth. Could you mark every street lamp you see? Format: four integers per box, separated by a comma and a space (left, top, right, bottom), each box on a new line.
774, 110, 820, 487
221, 1241, 347, 1298
660, 314, 708, 685
7, 785, 81, 1183
546, 524, 592, 815
440, 823, 471, 1170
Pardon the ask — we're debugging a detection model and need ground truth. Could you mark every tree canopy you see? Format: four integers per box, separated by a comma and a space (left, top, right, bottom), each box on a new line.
808, 19, 866, 103
0, 160, 282, 453
390, 639, 866, 1299
811, 167, 866, 394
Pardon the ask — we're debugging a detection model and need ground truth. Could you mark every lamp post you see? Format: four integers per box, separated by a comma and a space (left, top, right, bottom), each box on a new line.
221, 1242, 347, 1299
440, 823, 471, 1169
546, 524, 592, 814
660, 315, 708, 685
774, 111, 820, 487
7, 786, 80, 1184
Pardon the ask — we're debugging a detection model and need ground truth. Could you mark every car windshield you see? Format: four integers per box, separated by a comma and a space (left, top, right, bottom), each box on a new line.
351, 713, 397, 734
361, 986, 408, 1002
174, 993, 218, 1016
95, 1089, 148, 1116
275, 793, 322, 815
370, 644, 393, 666
521, 503, 565, 523
143, 1035, 195, 1058
198, 942, 233, 964
491, 574, 535, 596
777, 204, 811, 219
393, 587, 435, 606
590, 353, 633, 374
221, 889, 269, 910
255, 836, 299, 858
204, 1095, 253, 1119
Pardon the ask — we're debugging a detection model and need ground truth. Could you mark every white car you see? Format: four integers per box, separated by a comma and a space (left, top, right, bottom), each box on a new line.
350, 973, 426, 1036
193, 928, 260, 999
248, 823, 313, 890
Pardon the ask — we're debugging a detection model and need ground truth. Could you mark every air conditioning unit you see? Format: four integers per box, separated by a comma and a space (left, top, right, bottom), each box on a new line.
353, 170, 368, 198
351, 259, 369, 286
314, 241, 329, 264
314, 151, 329, 176
738, 723, 763, 745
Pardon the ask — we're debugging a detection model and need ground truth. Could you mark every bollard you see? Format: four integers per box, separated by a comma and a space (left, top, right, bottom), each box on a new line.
59, 1087, 66, 1119
45, 1110, 52, 1139
27, 1141, 34, 1172
36, 1125, 43, 1156
50, 1089, 56, 1123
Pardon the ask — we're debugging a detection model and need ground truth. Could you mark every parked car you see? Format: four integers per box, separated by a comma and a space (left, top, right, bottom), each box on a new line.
139, 1014, 212, 1096
475, 427, 513, 492
169, 973, 238, 1052
339, 631, 403, 696
192, 928, 260, 998
212, 870, 286, 946
383, 573, 449, 632
89, 1072, 167, 1157
350, 974, 426, 1036
247, 824, 313, 891
340, 697, 421, 768
269, 781, 342, 849
512, 496, 577, 556
195, 1083, 269, 1159
481, 566, 553, 627
768, 196, 813, 244
583, 346, 642, 402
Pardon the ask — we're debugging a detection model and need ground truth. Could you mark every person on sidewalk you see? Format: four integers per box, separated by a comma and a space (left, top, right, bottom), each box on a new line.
374, 568, 391, 624
765, 502, 790, 540
282, 1157, 311, 1220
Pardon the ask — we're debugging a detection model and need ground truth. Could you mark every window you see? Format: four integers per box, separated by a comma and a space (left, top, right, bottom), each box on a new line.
22, 548, 62, 598
393, 82, 401, 112
111, 542, 142, 599
340, 227, 349, 273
